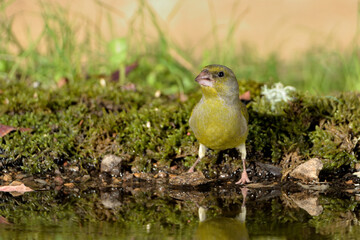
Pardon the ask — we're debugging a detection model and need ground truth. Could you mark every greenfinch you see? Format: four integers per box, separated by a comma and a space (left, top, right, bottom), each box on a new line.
189, 64, 250, 184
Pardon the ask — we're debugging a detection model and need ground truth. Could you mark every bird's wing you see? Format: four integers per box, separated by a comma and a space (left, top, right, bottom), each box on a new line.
240, 102, 249, 122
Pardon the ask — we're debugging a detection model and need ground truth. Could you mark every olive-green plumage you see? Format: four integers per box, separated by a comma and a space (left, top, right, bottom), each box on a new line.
189, 64, 250, 184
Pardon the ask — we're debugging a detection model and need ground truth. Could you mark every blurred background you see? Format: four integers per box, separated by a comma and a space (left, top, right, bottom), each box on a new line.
2, 0, 360, 94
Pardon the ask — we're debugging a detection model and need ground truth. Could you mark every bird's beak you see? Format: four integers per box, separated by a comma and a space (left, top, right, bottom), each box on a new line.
195, 70, 213, 87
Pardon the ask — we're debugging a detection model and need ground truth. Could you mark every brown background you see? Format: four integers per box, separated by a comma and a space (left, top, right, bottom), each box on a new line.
5, 0, 358, 59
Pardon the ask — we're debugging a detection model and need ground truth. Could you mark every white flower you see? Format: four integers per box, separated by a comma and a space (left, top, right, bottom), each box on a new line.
261, 83, 296, 111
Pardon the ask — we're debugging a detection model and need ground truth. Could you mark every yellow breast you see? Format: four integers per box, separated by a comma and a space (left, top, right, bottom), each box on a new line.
189, 97, 248, 150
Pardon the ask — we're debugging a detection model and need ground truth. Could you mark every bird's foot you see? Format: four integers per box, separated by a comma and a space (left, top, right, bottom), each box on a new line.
235, 171, 251, 185
187, 157, 202, 173
240, 187, 248, 198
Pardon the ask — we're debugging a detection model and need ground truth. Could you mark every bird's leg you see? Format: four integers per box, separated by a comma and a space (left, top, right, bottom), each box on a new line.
236, 187, 248, 222
198, 206, 207, 223
235, 143, 251, 184
188, 143, 207, 173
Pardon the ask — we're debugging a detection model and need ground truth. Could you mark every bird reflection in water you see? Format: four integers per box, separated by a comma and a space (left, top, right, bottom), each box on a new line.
194, 188, 249, 240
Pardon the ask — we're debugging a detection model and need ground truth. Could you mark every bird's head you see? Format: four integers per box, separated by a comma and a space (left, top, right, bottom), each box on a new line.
195, 64, 239, 102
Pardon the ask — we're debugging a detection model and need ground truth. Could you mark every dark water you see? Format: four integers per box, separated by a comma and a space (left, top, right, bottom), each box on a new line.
0, 183, 360, 240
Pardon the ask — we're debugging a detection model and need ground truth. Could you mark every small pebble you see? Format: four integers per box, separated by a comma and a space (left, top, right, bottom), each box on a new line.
64, 183, 75, 188
34, 178, 48, 186
122, 172, 133, 181
154, 172, 167, 179
81, 175, 91, 182
68, 166, 79, 172
3, 174, 12, 182
112, 177, 121, 184
54, 169, 61, 176
15, 174, 27, 180
101, 155, 123, 176
54, 176, 64, 186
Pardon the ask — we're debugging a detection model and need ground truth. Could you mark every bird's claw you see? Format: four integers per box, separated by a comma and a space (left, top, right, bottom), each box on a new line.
235, 171, 251, 185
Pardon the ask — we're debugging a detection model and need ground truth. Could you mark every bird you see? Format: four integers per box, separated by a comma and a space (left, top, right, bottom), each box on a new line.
188, 64, 250, 184
195, 188, 249, 239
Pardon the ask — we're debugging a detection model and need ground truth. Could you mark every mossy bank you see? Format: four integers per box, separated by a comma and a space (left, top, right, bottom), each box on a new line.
1, 77, 359, 183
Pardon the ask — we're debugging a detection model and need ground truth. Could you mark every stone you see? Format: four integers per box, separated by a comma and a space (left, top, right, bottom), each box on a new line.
101, 154, 123, 176
290, 158, 323, 182
290, 192, 323, 216
169, 172, 209, 186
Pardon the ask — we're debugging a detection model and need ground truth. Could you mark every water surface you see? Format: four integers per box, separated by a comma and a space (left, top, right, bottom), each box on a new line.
1, 183, 359, 239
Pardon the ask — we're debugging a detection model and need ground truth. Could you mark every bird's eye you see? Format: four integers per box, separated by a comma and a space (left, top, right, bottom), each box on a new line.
218, 71, 224, 77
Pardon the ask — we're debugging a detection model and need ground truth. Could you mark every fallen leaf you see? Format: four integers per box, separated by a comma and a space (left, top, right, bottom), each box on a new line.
154, 90, 161, 98
110, 61, 139, 82
0, 216, 10, 225
0, 124, 32, 137
179, 93, 188, 102
57, 77, 69, 88
122, 83, 136, 91
110, 71, 120, 81
239, 91, 251, 101
0, 124, 16, 137
19, 127, 32, 133
125, 61, 138, 75
346, 179, 354, 185
0, 183, 34, 193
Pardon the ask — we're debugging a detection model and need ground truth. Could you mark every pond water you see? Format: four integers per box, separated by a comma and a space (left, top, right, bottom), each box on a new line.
0, 183, 359, 240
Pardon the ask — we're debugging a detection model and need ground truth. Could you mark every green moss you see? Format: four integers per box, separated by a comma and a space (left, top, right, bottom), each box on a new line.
310, 122, 358, 170
309, 196, 359, 236
1, 76, 360, 174
0, 78, 198, 173
248, 95, 312, 163
246, 91, 360, 170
